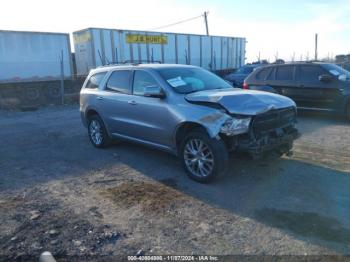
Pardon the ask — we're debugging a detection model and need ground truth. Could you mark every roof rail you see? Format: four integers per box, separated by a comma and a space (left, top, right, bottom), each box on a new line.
123, 60, 162, 65
283, 61, 313, 64
98, 60, 162, 68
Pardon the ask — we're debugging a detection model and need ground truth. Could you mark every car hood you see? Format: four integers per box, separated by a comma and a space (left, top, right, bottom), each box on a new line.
185, 88, 296, 115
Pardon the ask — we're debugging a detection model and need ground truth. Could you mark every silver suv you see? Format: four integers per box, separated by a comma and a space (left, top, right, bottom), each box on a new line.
80, 64, 299, 183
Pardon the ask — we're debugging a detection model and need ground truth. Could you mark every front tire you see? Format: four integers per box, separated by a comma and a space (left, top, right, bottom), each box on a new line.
87, 115, 111, 148
180, 130, 229, 183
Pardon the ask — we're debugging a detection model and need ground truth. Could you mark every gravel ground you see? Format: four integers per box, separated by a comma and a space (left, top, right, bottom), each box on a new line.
0, 105, 350, 260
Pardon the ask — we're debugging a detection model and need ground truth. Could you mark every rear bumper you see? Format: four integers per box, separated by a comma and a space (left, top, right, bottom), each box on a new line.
236, 128, 299, 159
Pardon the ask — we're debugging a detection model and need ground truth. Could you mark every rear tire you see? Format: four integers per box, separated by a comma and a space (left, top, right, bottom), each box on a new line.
87, 115, 111, 148
179, 130, 229, 183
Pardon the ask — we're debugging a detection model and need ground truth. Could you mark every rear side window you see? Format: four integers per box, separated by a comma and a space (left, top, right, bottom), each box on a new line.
255, 67, 272, 80
266, 67, 276, 80
276, 66, 294, 81
133, 71, 159, 96
106, 70, 132, 94
85, 72, 106, 89
297, 65, 326, 81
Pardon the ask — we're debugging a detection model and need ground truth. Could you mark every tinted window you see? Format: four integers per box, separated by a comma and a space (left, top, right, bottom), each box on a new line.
85, 72, 106, 89
256, 67, 272, 80
297, 65, 327, 81
133, 71, 159, 96
276, 66, 294, 80
266, 67, 275, 80
106, 70, 131, 93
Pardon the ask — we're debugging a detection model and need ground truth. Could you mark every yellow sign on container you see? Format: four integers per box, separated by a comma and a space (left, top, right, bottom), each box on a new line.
74, 31, 91, 44
126, 34, 167, 44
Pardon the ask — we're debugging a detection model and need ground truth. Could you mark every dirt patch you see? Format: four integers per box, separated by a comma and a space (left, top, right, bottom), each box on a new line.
0, 195, 25, 209
293, 143, 350, 172
0, 194, 123, 260
103, 181, 185, 214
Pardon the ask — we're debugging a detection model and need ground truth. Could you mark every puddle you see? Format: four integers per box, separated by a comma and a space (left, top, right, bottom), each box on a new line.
255, 208, 350, 244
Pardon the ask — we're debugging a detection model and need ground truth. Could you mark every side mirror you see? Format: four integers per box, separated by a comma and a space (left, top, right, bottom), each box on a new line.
143, 85, 165, 98
319, 74, 333, 82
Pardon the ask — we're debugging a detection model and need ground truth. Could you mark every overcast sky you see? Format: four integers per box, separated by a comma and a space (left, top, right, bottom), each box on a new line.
1, 0, 350, 62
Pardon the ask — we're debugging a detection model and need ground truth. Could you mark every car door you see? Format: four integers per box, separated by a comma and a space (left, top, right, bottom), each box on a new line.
272, 65, 297, 98
124, 69, 176, 148
295, 64, 341, 109
98, 69, 135, 135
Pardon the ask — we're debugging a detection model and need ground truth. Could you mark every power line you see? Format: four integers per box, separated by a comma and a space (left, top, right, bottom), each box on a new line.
147, 13, 205, 31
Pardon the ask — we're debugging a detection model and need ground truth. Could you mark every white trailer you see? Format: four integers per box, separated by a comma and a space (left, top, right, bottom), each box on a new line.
73, 27, 246, 76
0, 30, 73, 83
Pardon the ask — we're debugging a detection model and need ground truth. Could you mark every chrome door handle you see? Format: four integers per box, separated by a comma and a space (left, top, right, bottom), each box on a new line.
97, 96, 104, 100
128, 100, 137, 105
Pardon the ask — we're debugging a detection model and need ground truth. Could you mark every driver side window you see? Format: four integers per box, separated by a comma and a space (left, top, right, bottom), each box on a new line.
133, 71, 159, 96
297, 65, 328, 82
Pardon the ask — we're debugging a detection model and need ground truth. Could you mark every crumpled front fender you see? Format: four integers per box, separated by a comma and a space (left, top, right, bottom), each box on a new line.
197, 111, 231, 138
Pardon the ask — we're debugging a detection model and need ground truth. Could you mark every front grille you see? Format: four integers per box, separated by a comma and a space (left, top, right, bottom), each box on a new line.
252, 107, 296, 137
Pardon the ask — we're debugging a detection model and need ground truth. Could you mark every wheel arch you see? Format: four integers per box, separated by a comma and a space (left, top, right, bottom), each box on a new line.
174, 121, 209, 154
84, 108, 112, 137
86, 108, 100, 119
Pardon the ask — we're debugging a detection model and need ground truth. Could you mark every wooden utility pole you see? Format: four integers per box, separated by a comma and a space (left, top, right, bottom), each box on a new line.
315, 33, 318, 61
204, 11, 209, 36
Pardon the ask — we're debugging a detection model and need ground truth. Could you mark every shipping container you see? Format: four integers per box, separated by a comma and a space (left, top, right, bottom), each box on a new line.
0, 30, 73, 83
73, 28, 246, 76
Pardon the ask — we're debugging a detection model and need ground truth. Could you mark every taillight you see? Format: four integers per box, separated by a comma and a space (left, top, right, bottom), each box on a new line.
243, 82, 249, 89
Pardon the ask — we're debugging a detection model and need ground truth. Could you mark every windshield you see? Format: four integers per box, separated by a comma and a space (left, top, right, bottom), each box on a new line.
236, 66, 255, 74
322, 64, 350, 81
157, 67, 232, 94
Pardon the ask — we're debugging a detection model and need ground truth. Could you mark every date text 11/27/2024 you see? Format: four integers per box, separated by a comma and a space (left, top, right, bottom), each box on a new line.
127, 255, 219, 261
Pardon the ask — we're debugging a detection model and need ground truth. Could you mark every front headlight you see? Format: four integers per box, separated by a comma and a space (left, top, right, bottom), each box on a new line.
220, 117, 251, 136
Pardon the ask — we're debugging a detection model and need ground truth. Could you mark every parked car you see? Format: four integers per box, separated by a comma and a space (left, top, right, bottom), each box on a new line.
80, 64, 299, 183
244, 62, 350, 120
224, 64, 262, 88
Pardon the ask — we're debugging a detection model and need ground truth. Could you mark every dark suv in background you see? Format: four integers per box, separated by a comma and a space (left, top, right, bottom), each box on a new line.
244, 62, 350, 120
224, 64, 262, 88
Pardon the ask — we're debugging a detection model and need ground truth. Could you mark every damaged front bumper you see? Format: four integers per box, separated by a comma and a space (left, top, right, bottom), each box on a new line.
236, 127, 300, 159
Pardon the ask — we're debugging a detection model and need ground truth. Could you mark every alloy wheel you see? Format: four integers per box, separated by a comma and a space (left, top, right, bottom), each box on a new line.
89, 120, 103, 145
184, 138, 214, 178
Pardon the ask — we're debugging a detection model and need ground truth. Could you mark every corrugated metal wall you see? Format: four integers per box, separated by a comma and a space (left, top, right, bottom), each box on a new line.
73, 28, 246, 76
0, 30, 72, 82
